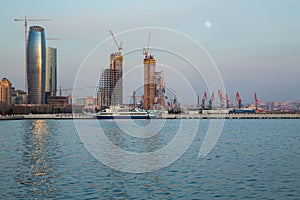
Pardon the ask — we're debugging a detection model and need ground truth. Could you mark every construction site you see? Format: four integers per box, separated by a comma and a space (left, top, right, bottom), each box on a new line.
96, 31, 180, 114
95, 30, 274, 115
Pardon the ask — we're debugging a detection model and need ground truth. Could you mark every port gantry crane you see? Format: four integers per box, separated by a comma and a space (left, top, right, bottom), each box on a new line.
109, 30, 122, 54
226, 93, 230, 108
254, 92, 258, 110
254, 92, 263, 111
236, 92, 242, 109
201, 92, 207, 110
14, 16, 53, 92
208, 92, 214, 110
218, 89, 225, 108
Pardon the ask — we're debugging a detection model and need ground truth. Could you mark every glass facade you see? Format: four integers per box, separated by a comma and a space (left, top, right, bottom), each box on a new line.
27, 26, 46, 104
46, 47, 57, 96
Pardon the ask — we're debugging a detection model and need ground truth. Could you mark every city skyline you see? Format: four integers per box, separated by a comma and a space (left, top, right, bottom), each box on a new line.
0, 0, 299, 103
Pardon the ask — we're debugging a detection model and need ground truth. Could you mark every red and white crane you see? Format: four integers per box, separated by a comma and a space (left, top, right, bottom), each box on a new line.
236, 92, 242, 109
225, 93, 230, 108
201, 92, 207, 109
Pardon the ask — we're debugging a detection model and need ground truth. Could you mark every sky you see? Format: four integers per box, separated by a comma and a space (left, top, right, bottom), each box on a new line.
0, 0, 299, 104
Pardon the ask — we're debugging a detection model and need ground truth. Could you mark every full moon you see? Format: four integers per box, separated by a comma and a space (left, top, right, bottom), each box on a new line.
204, 20, 212, 28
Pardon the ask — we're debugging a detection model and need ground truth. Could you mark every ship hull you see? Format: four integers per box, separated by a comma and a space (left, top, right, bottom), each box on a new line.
96, 115, 151, 119
228, 109, 256, 114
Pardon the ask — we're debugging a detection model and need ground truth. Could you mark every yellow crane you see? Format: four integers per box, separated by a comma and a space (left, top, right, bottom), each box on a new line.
143, 32, 151, 58
14, 16, 53, 92
109, 30, 122, 54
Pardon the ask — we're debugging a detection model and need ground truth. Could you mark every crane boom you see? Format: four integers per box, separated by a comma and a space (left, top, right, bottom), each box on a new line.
109, 30, 122, 54
46, 37, 60, 40
144, 32, 151, 58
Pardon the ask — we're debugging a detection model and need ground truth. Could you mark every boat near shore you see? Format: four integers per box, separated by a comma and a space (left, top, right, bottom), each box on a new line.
96, 106, 155, 119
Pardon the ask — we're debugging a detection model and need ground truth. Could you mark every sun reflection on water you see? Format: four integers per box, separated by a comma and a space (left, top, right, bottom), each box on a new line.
15, 120, 59, 198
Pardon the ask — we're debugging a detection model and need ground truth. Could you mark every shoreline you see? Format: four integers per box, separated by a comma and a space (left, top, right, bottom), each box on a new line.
0, 113, 299, 120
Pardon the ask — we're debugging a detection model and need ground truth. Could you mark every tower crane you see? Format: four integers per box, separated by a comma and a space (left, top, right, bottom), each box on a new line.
109, 30, 122, 54
14, 16, 53, 92
143, 32, 151, 59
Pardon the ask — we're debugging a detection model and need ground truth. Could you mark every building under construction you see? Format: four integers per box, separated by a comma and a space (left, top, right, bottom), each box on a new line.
97, 69, 111, 108
143, 32, 157, 110
110, 52, 123, 106
143, 55, 156, 110
97, 31, 123, 109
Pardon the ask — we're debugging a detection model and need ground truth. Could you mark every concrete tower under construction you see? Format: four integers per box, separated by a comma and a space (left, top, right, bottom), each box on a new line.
97, 52, 123, 109
110, 52, 123, 106
97, 30, 124, 109
143, 54, 156, 110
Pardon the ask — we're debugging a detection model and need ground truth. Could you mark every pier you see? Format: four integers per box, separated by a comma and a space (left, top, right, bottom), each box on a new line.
160, 113, 300, 119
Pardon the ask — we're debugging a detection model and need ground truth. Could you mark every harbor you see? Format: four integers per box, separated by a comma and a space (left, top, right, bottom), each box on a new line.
1, 113, 299, 120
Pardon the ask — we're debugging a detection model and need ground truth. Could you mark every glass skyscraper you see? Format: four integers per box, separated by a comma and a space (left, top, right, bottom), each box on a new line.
27, 26, 46, 104
45, 47, 57, 96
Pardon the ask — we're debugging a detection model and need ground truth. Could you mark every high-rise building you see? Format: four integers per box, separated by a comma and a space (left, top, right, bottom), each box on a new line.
143, 54, 156, 110
0, 78, 12, 106
110, 52, 123, 106
45, 47, 57, 96
27, 26, 46, 104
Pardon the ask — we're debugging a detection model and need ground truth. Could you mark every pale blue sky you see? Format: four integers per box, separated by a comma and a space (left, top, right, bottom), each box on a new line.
0, 0, 299, 103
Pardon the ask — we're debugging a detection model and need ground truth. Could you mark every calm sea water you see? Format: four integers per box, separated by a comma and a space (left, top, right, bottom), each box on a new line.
0, 119, 299, 199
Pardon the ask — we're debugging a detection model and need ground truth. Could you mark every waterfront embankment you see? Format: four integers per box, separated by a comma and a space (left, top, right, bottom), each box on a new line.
1, 113, 299, 120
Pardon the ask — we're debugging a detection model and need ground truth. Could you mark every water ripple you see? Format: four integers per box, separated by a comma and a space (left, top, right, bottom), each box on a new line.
0, 119, 299, 199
